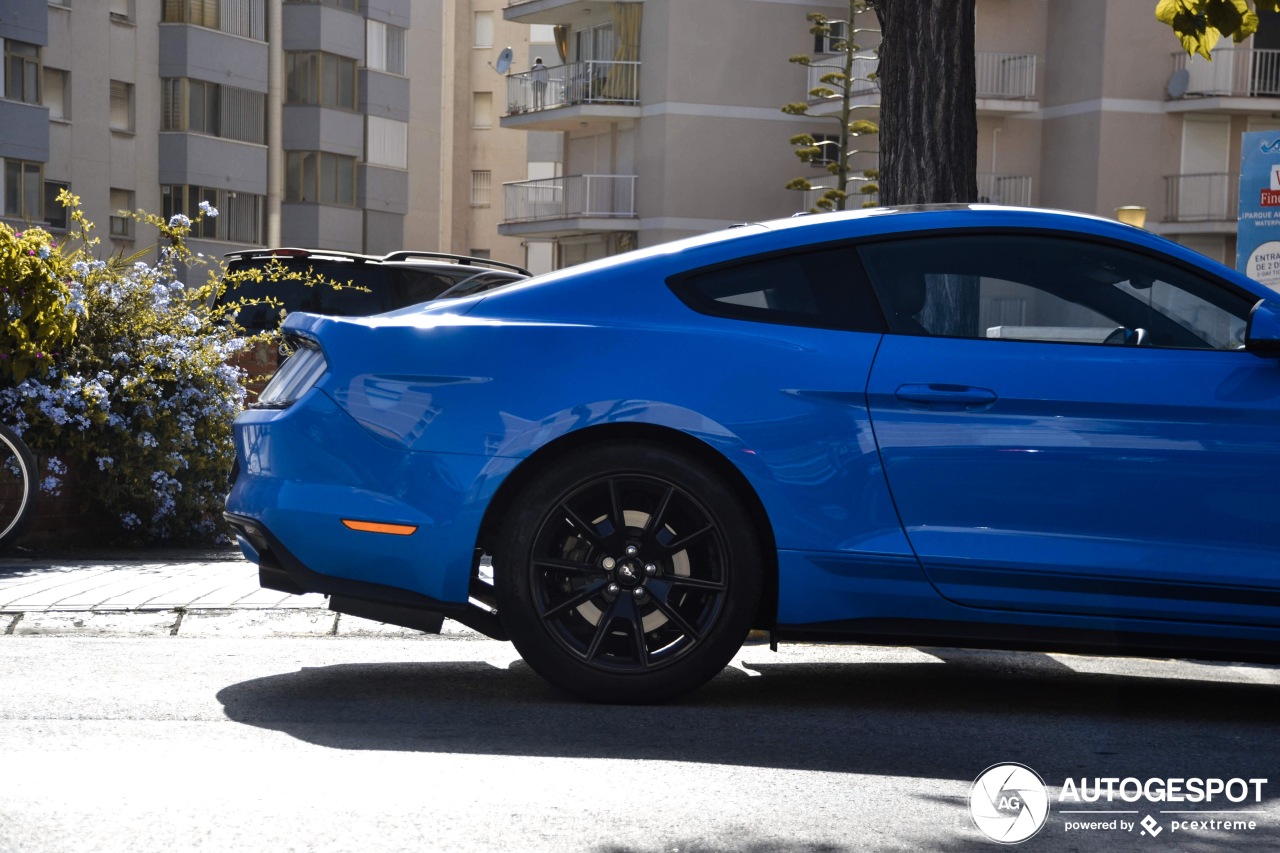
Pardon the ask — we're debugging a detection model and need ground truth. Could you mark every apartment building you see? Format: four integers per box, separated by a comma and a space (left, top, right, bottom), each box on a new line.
4, 0, 1278, 274
497, 0, 1280, 270
0, 0, 540, 269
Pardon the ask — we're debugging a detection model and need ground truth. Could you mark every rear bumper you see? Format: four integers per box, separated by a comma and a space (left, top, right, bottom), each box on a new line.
225, 511, 506, 639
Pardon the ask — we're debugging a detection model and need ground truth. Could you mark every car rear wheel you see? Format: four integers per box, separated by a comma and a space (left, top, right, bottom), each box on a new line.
494, 442, 762, 703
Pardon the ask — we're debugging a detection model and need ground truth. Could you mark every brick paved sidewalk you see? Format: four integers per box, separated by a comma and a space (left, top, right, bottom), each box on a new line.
0, 550, 475, 638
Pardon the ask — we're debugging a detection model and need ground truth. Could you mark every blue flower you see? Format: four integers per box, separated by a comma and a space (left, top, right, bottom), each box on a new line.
198, 200, 219, 218
169, 213, 191, 229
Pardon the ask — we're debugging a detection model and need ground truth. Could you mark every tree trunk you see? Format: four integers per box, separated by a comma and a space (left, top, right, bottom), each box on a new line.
873, 0, 978, 206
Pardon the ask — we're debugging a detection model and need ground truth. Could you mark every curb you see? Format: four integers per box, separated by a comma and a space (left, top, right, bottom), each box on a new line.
1, 608, 485, 639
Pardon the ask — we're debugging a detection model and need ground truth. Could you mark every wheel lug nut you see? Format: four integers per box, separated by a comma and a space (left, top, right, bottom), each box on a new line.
631, 587, 646, 600
602, 557, 616, 570
625, 545, 638, 556
644, 563, 657, 575
607, 583, 621, 596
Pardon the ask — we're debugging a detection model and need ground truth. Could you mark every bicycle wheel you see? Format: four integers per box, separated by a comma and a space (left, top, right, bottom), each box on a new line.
0, 424, 36, 551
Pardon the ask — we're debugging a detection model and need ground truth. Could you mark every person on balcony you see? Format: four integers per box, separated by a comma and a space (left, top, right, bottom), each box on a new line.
531, 57, 549, 109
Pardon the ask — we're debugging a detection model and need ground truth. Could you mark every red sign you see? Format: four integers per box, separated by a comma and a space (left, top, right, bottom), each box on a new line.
1262, 189, 1280, 206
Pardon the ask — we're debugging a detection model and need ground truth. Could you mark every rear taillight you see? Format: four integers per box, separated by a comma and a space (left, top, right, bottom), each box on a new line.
252, 341, 327, 409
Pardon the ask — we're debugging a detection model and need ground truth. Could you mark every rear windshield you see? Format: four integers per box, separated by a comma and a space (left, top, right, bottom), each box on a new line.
219, 260, 473, 332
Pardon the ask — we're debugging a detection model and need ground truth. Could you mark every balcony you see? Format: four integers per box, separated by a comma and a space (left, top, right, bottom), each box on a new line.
503, 60, 641, 131
504, 0, 640, 25
1171, 49, 1280, 98
803, 52, 1037, 116
1163, 173, 1238, 224
499, 174, 637, 237
798, 173, 1029, 212
977, 172, 1032, 206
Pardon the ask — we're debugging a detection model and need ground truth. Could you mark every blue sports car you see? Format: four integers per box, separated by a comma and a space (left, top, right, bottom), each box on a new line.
225, 206, 1280, 703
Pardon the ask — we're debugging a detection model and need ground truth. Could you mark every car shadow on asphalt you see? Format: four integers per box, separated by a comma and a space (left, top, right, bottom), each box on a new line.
216, 649, 1280, 786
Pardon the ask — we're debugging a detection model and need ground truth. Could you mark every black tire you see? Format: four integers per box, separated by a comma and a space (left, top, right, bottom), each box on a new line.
495, 442, 763, 704
0, 424, 37, 553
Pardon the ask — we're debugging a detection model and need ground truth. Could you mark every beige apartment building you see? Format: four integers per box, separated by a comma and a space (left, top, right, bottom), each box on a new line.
4, 0, 1278, 274
493, 0, 1280, 270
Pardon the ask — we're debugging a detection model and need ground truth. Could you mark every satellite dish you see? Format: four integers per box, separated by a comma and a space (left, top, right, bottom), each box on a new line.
494, 47, 514, 75
1167, 68, 1190, 99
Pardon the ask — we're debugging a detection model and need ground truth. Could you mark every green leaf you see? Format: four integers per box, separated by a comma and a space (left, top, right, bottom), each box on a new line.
1205, 0, 1257, 42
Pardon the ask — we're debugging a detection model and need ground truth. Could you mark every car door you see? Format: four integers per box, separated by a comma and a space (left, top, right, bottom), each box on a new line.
859, 231, 1280, 627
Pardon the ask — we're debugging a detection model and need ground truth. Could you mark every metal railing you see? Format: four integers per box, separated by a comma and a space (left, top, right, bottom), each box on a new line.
507, 61, 641, 115
976, 52, 1037, 99
161, 0, 265, 40
977, 173, 1032, 206
1164, 173, 1238, 222
1172, 48, 1280, 97
503, 174, 638, 222
804, 51, 1036, 102
806, 55, 879, 102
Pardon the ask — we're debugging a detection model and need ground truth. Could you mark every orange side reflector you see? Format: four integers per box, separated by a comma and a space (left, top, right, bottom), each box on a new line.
341, 519, 418, 536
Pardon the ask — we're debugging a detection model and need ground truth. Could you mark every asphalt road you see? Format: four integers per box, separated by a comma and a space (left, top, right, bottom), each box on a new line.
1, 633, 1278, 852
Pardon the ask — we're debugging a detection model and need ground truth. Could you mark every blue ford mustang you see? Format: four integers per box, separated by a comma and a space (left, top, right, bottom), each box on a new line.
225, 206, 1280, 703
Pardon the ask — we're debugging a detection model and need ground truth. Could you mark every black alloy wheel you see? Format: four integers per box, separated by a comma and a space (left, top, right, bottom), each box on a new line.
495, 442, 763, 703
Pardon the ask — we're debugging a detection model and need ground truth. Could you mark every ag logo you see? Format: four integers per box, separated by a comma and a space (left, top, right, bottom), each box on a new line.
970, 763, 1050, 844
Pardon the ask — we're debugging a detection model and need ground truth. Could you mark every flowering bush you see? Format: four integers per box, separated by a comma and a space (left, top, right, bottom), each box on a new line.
0, 192, 251, 544
0, 223, 79, 384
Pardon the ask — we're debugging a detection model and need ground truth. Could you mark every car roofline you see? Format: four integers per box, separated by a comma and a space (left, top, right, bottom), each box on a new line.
379, 251, 531, 276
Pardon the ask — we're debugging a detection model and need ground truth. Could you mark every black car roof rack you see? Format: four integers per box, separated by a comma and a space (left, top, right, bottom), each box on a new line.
222, 247, 383, 263
379, 250, 531, 276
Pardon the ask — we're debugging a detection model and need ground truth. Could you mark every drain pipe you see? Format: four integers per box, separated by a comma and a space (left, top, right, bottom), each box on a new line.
266, 0, 284, 246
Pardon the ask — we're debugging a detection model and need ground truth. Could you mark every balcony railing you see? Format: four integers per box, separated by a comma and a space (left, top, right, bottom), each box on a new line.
1172, 48, 1280, 97
162, 0, 265, 40
804, 51, 1036, 103
798, 173, 1028, 211
1164, 173, 1238, 222
504, 174, 638, 222
806, 55, 879, 102
976, 52, 1037, 99
797, 187, 880, 211
507, 61, 640, 115
977, 172, 1032, 206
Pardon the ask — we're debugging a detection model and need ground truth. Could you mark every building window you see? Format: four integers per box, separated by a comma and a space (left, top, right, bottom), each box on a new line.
110, 81, 134, 132
4, 41, 41, 104
161, 0, 264, 40
110, 0, 132, 21
285, 151, 357, 206
814, 20, 849, 54
286, 52, 357, 110
472, 91, 492, 128
810, 133, 840, 166
474, 11, 494, 48
162, 79, 265, 144
366, 20, 406, 76
2, 159, 42, 220
293, 0, 358, 11
470, 170, 491, 207
366, 116, 407, 169
163, 185, 265, 243
44, 68, 69, 120
43, 181, 70, 230
109, 188, 134, 239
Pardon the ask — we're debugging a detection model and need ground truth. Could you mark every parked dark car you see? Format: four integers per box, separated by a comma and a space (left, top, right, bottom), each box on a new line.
220, 248, 530, 334
219, 248, 529, 388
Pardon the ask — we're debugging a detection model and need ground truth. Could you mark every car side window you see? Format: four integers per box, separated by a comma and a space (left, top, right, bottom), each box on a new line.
667, 244, 885, 332
858, 235, 1252, 350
